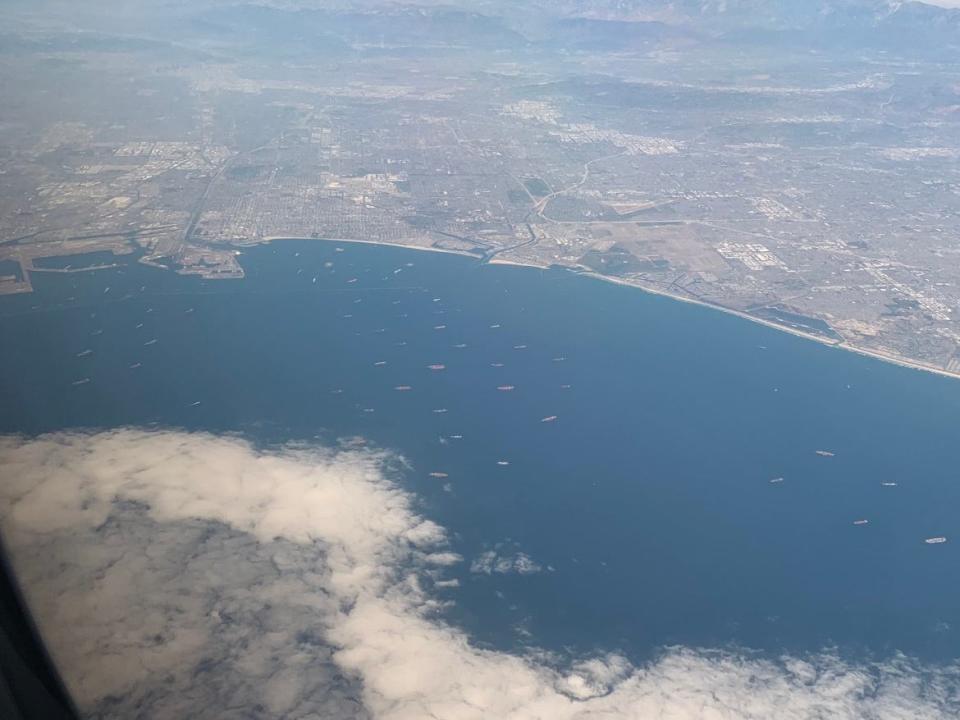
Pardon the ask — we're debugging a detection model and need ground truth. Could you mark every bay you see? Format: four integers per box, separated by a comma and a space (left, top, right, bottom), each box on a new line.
1, 238, 959, 667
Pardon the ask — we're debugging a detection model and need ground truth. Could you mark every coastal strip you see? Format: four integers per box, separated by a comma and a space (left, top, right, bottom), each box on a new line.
12, 230, 959, 384
268, 235, 960, 384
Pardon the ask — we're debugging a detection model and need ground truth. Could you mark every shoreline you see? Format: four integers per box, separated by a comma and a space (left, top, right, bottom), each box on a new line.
262, 235, 484, 261
266, 235, 960, 383
575, 269, 960, 383
10, 231, 957, 383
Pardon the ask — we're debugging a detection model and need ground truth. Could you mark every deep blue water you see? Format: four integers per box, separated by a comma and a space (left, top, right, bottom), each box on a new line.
2, 239, 960, 666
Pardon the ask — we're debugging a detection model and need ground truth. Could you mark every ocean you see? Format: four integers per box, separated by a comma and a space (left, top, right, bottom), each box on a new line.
2, 238, 959, 668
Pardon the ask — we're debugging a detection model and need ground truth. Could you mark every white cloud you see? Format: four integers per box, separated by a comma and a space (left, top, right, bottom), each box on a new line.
470, 548, 542, 575
1, 429, 958, 719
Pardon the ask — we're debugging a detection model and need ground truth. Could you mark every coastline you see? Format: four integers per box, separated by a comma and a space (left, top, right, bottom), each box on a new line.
262, 235, 484, 261
267, 236, 960, 384
10, 231, 957, 384
575, 269, 960, 383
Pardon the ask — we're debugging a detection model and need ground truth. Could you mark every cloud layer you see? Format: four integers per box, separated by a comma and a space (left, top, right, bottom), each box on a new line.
1, 430, 958, 719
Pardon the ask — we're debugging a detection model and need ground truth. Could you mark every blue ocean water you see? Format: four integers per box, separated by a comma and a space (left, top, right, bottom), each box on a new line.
1, 239, 959, 667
